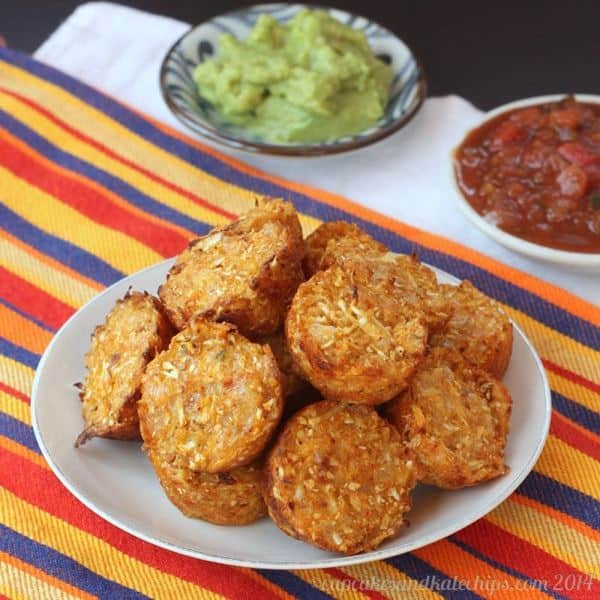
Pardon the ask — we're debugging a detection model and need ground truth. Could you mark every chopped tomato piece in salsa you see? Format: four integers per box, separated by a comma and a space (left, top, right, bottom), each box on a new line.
454, 96, 600, 253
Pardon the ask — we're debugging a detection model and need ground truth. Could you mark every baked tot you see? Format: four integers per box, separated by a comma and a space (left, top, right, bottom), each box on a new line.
139, 319, 283, 473
264, 400, 417, 555
159, 198, 304, 336
303, 220, 386, 278
286, 263, 428, 405
343, 254, 453, 332
387, 348, 512, 489
76, 291, 173, 447
256, 330, 306, 399
147, 450, 266, 525
304, 222, 451, 331
429, 280, 513, 377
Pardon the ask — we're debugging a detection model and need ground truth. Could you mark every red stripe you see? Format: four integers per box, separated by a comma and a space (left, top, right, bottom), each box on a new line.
325, 567, 389, 599
0, 87, 236, 221
0, 381, 29, 404
455, 520, 599, 600
0, 135, 188, 258
0, 447, 280, 600
551, 410, 600, 461
543, 358, 600, 395
0, 267, 73, 330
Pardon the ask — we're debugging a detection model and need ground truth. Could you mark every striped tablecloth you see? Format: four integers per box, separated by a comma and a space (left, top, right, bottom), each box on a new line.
0, 47, 598, 599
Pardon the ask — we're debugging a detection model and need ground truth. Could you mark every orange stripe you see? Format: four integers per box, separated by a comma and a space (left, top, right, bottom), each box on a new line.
0, 228, 103, 294
0, 436, 47, 470
9, 83, 599, 327
0, 303, 52, 355
554, 411, 600, 446
0, 552, 95, 600
551, 410, 600, 461
413, 539, 552, 600
0, 87, 236, 221
0, 438, 287, 600
543, 358, 600, 395
0, 127, 195, 249
0, 129, 187, 260
0, 446, 279, 600
151, 116, 600, 327
238, 570, 294, 600
512, 493, 600, 544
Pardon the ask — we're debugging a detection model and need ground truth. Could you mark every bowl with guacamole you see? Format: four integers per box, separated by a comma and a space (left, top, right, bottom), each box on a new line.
160, 4, 426, 155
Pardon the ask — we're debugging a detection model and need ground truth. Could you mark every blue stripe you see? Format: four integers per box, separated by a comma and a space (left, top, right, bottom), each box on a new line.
0, 524, 148, 599
0, 336, 39, 369
0, 204, 122, 287
0, 413, 39, 453
552, 391, 600, 435
2, 48, 598, 351
259, 570, 332, 599
518, 471, 599, 530
387, 553, 483, 599
0, 109, 211, 241
0, 297, 56, 333
448, 537, 566, 600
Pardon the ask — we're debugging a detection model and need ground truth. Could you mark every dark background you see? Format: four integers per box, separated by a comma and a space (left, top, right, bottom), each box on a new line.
2, 1, 599, 110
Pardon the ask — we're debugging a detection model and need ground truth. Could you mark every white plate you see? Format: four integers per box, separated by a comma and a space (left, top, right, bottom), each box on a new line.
449, 94, 600, 270
31, 259, 551, 569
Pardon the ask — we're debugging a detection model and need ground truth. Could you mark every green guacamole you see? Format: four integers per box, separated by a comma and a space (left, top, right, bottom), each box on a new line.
193, 10, 393, 143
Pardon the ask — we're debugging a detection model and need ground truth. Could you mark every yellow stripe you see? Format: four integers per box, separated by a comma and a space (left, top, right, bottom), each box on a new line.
0, 72, 322, 235
0, 356, 33, 398
0, 436, 47, 470
503, 305, 600, 400
0, 398, 434, 600
294, 569, 374, 600
0, 486, 224, 600
0, 389, 30, 425
490, 498, 600, 578
342, 561, 442, 599
0, 560, 82, 600
547, 369, 600, 411
535, 435, 600, 500
0, 578, 29, 600
2, 65, 596, 365
0, 164, 161, 275
0, 237, 97, 310
0, 576, 29, 600
512, 493, 600, 545
0, 79, 238, 227
298, 215, 322, 237
0, 551, 94, 600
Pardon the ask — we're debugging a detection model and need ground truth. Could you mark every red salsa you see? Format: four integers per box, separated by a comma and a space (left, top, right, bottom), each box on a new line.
455, 96, 600, 253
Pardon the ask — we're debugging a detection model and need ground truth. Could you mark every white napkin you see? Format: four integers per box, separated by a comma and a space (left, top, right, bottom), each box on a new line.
35, 1, 598, 304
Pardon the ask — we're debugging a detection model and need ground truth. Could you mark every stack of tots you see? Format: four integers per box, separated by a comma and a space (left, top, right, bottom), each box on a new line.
76, 198, 513, 555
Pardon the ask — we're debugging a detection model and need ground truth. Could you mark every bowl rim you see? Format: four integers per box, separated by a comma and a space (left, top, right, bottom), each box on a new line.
159, 2, 427, 156
449, 93, 600, 267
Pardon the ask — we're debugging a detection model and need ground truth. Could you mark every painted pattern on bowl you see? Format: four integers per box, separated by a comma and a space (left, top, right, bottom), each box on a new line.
160, 3, 426, 155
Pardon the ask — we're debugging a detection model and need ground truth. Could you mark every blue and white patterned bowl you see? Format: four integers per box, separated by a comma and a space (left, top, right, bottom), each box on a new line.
160, 4, 427, 156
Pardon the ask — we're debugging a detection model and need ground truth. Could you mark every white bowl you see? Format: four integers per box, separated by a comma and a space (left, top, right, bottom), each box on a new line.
160, 3, 426, 156
449, 94, 600, 270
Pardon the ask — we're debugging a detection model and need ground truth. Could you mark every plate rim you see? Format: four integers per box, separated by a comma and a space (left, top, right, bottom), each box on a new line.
449, 93, 600, 268
31, 259, 552, 570
158, 2, 428, 157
